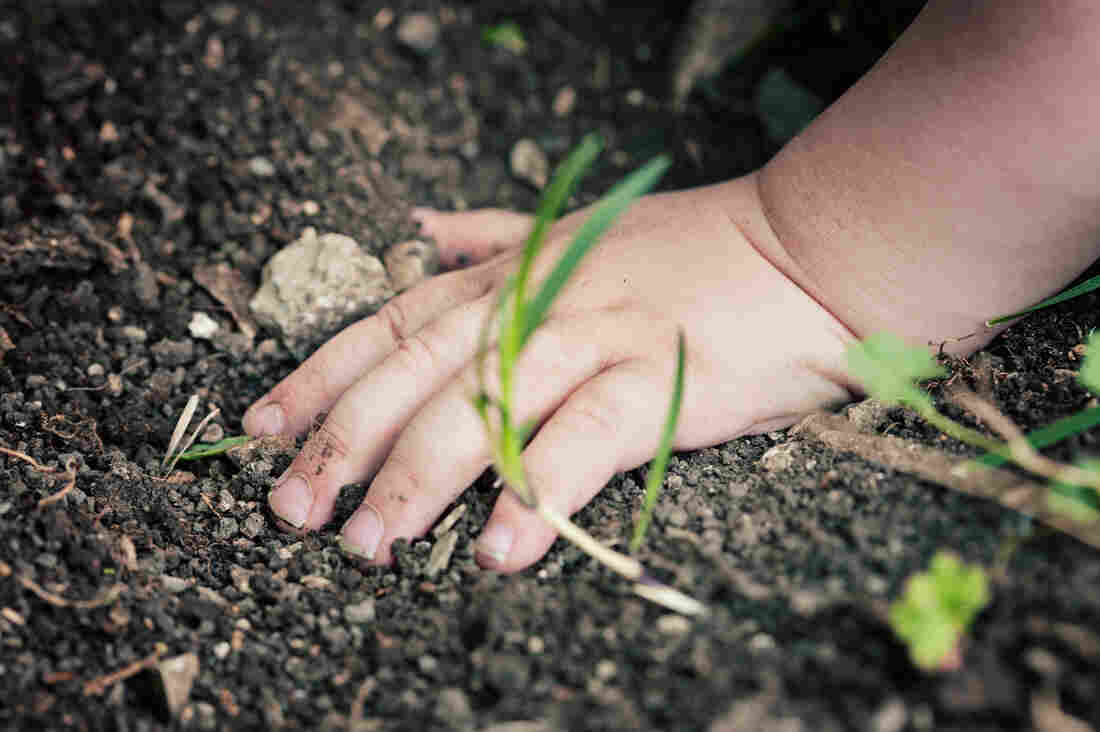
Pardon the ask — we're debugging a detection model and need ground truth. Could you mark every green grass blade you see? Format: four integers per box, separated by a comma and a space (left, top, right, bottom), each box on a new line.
514, 134, 603, 309
971, 406, 1100, 469
522, 154, 671, 345
986, 275, 1100, 326
631, 330, 686, 553
177, 435, 252, 461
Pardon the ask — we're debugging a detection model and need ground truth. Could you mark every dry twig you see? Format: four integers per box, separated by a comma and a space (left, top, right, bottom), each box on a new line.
0, 559, 124, 610
792, 412, 1100, 551
83, 646, 165, 696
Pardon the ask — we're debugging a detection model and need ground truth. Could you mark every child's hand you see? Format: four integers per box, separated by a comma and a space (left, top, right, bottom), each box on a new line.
243, 175, 856, 571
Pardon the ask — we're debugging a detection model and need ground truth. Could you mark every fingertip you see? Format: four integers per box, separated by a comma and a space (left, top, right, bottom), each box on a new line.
243, 401, 287, 437
475, 494, 558, 573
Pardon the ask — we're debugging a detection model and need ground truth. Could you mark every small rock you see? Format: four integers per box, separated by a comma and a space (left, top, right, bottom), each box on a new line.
846, 399, 891, 433
213, 642, 231, 660
160, 575, 193, 594
344, 597, 376, 624
301, 575, 335, 590
384, 239, 439, 293
748, 633, 776, 653
121, 325, 148, 343
214, 517, 239, 540
216, 488, 235, 512
189, 312, 220, 339
759, 441, 802, 472
510, 139, 549, 189
241, 513, 265, 539
248, 157, 276, 178
250, 228, 394, 359
870, 698, 908, 732
148, 652, 200, 720
396, 12, 440, 53
150, 338, 195, 367
87, 363, 105, 378
656, 614, 692, 636
552, 87, 576, 117
230, 565, 252, 594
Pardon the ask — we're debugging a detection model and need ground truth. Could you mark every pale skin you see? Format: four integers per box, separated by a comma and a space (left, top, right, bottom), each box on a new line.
244, 0, 1100, 572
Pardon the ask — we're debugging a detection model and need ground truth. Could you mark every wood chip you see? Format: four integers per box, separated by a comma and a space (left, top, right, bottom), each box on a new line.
0, 325, 14, 354
425, 530, 458, 577
193, 262, 259, 340
432, 503, 467, 538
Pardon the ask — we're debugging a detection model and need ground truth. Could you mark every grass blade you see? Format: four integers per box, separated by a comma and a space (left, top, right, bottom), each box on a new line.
163, 394, 200, 468
971, 406, 1100, 469
631, 330, 686, 553
986, 274, 1100, 326
513, 134, 603, 310
177, 435, 252, 461
522, 154, 671, 345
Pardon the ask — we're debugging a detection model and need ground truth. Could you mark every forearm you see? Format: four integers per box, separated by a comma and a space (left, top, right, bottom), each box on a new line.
757, 0, 1100, 349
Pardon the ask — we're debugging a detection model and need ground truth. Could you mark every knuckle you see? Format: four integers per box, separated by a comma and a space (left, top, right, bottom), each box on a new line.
566, 392, 622, 441
300, 419, 353, 477
376, 297, 413, 347
392, 331, 440, 375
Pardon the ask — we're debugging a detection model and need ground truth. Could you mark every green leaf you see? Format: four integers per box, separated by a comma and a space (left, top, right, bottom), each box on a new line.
514, 135, 603, 309
973, 406, 1100, 469
481, 21, 527, 54
986, 274, 1100, 326
522, 153, 671, 345
888, 552, 990, 671
1079, 331, 1100, 395
176, 435, 252, 461
845, 333, 946, 409
631, 330, 686, 553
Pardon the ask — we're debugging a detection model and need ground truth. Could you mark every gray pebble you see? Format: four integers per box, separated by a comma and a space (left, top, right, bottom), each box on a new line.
343, 597, 376, 624
241, 512, 265, 539
214, 517, 239, 540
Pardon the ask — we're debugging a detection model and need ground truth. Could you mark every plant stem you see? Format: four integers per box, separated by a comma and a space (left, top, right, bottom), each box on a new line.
533, 500, 709, 617
942, 388, 1100, 490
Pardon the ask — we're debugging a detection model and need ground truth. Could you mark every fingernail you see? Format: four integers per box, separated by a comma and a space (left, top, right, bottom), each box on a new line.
475, 524, 513, 568
268, 473, 312, 529
244, 402, 286, 437
340, 502, 384, 561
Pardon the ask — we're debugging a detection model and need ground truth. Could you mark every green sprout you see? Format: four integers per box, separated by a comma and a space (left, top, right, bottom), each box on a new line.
473, 134, 704, 616
846, 331, 1100, 526
481, 21, 527, 54
889, 552, 990, 671
986, 275, 1100, 326
177, 435, 252, 461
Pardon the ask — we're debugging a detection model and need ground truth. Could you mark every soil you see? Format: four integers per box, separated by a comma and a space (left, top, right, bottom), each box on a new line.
2, 2, 1099, 731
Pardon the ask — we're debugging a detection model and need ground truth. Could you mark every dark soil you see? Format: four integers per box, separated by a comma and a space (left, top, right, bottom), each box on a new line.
2, 2, 1099, 731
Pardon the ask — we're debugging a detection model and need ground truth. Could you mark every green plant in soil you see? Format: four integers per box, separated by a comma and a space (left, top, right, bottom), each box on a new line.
846, 330, 1100, 668
472, 133, 705, 617
889, 552, 990, 671
846, 331, 1100, 521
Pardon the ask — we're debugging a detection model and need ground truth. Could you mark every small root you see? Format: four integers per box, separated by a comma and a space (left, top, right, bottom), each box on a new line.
0, 559, 124, 610
83, 646, 165, 696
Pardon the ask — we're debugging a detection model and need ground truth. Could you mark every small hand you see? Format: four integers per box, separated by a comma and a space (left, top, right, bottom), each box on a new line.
243, 174, 855, 571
